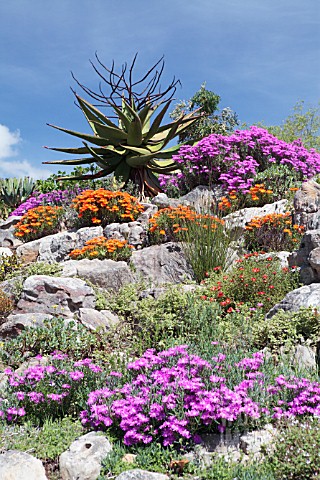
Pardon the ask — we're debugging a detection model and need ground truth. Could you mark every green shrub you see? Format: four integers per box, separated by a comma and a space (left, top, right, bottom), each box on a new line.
253, 164, 302, 201
265, 417, 320, 479
200, 254, 300, 314
252, 307, 320, 352
0, 254, 21, 281
0, 288, 14, 321
0, 317, 107, 368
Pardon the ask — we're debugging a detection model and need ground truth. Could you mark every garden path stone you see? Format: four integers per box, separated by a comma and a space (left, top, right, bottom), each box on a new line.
61, 258, 134, 291
59, 431, 112, 480
0, 450, 48, 480
78, 307, 119, 331
130, 242, 194, 286
266, 283, 320, 318
114, 470, 169, 480
16, 275, 95, 318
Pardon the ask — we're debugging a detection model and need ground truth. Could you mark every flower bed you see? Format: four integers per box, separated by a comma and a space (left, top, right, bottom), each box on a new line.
69, 236, 133, 262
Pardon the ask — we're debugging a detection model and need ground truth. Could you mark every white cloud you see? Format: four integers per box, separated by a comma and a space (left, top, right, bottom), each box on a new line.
0, 124, 21, 159
0, 159, 53, 180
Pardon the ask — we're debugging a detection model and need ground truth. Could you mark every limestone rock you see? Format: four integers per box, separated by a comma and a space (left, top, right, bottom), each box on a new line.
16, 275, 95, 318
178, 185, 225, 213
78, 308, 119, 331
16, 237, 42, 264
130, 242, 194, 286
62, 259, 134, 291
115, 470, 169, 480
0, 247, 13, 257
289, 229, 320, 284
240, 424, 276, 456
266, 283, 320, 319
0, 215, 22, 230
136, 203, 158, 226
0, 229, 23, 249
293, 344, 317, 370
225, 199, 289, 233
0, 313, 53, 337
0, 450, 48, 480
59, 431, 112, 480
104, 221, 147, 248
293, 179, 320, 230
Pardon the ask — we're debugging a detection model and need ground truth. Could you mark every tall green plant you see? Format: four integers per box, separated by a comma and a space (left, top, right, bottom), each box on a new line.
0, 177, 35, 214
43, 55, 201, 197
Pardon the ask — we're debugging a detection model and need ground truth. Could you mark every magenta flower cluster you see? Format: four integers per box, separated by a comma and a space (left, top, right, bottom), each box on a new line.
81, 345, 320, 446
0, 352, 104, 422
2, 347, 320, 447
159, 126, 320, 193
10, 188, 84, 217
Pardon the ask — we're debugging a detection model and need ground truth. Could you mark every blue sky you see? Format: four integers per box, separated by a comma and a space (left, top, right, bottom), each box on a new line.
0, 0, 319, 179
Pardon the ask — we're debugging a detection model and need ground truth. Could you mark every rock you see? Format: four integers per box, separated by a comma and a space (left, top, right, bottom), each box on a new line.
0, 247, 13, 257
16, 275, 95, 318
131, 243, 194, 286
178, 185, 225, 213
257, 251, 291, 268
0, 313, 53, 337
225, 199, 289, 234
104, 222, 147, 248
266, 283, 320, 319
78, 308, 119, 331
122, 454, 137, 464
0, 215, 22, 230
37, 231, 77, 263
293, 179, 320, 230
62, 259, 134, 291
16, 237, 42, 264
75, 226, 104, 250
59, 431, 112, 480
289, 229, 320, 284
0, 450, 48, 480
115, 470, 169, 480
136, 203, 158, 226
240, 424, 276, 456
0, 276, 23, 302
0, 228, 23, 249
293, 344, 317, 370
151, 193, 180, 209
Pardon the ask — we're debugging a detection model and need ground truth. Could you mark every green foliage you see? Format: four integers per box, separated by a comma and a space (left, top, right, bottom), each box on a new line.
180, 215, 235, 282
0, 289, 14, 321
198, 457, 275, 480
0, 177, 35, 214
44, 56, 200, 197
99, 440, 195, 478
253, 164, 302, 201
201, 255, 300, 315
265, 417, 320, 479
252, 307, 320, 352
170, 83, 239, 143
0, 317, 107, 368
0, 416, 83, 461
262, 100, 320, 152
0, 254, 21, 281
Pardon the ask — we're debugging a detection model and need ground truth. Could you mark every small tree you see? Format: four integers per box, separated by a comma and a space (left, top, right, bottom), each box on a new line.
170, 83, 239, 143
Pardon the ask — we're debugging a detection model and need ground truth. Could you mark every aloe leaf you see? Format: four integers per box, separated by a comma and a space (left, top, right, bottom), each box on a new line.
126, 153, 155, 167
75, 94, 119, 129
127, 115, 143, 146
56, 167, 114, 181
90, 121, 128, 142
144, 169, 161, 195
43, 157, 96, 166
123, 145, 151, 155
143, 100, 172, 142
47, 124, 110, 147
82, 142, 123, 167
113, 161, 131, 184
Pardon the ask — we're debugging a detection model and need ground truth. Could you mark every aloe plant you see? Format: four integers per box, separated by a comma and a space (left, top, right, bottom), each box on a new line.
43, 55, 201, 197
0, 177, 35, 210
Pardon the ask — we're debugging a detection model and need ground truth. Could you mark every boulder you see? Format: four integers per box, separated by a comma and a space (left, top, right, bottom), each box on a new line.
130, 242, 194, 286
59, 431, 112, 480
16, 275, 95, 318
0, 247, 13, 257
225, 199, 289, 234
136, 203, 158, 226
289, 229, 320, 284
293, 344, 317, 370
266, 283, 320, 319
77, 308, 119, 331
0, 276, 24, 302
293, 179, 320, 230
178, 185, 225, 213
0, 215, 22, 230
16, 237, 43, 264
62, 259, 134, 291
104, 221, 147, 248
0, 216, 23, 249
0, 313, 53, 337
115, 470, 169, 480
0, 450, 48, 480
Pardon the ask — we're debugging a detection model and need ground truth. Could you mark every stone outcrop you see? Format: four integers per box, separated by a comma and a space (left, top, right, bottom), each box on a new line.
0, 312, 53, 338
0, 450, 48, 480
289, 229, 320, 284
115, 470, 169, 480
59, 432, 112, 480
62, 259, 134, 291
266, 283, 320, 319
16, 275, 95, 318
293, 179, 320, 230
130, 242, 194, 286
77, 308, 119, 331
104, 221, 147, 248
